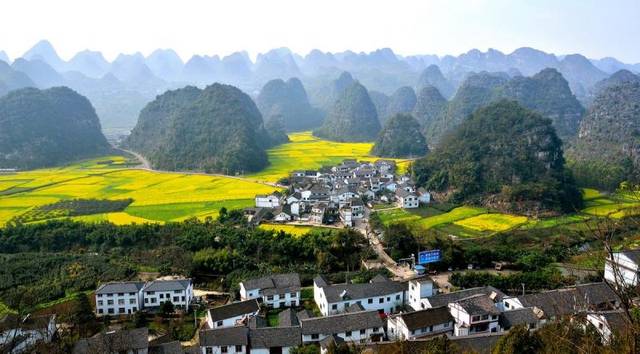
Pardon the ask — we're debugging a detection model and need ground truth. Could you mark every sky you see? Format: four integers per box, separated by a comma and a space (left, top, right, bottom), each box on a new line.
0, 0, 638, 63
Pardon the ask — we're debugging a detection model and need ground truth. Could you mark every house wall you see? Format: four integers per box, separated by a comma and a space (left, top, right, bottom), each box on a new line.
302, 326, 383, 344
143, 287, 191, 309
586, 314, 614, 344
251, 348, 293, 354
96, 291, 142, 316
0, 318, 56, 354
239, 284, 260, 301
387, 316, 452, 340
448, 303, 499, 336
200, 345, 247, 354
604, 256, 639, 288
408, 280, 435, 311
255, 196, 280, 208
315, 288, 404, 316
263, 291, 300, 308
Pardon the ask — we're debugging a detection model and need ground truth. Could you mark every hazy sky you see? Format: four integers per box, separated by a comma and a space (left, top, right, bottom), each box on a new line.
1, 0, 638, 63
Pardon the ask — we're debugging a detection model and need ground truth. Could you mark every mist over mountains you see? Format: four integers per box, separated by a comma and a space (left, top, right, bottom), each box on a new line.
1, 40, 639, 135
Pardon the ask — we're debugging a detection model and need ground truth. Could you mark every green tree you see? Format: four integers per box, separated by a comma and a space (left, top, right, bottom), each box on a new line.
493, 325, 543, 354
160, 301, 175, 317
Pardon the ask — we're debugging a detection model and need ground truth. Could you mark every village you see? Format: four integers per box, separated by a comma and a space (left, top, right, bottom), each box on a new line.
249, 159, 429, 228
2, 249, 636, 353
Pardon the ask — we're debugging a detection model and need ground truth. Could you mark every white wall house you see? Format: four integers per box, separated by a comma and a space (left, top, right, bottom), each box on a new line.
300, 310, 384, 345
407, 276, 437, 311
387, 307, 453, 340
248, 327, 302, 354
239, 273, 301, 308
255, 194, 280, 208
586, 310, 630, 344
95, 281, 145, 316
0, 315, 57, 354
142, 278, 193, 309
448, 294, 501, 336
604, 249, 640, 288
313, 275, 406, 316
205, 299, 260, 329
200, 327, 248, 354
396, 189, 419, 209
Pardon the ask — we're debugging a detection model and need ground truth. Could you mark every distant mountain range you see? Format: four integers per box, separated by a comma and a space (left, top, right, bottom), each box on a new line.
1, 40, 639, 132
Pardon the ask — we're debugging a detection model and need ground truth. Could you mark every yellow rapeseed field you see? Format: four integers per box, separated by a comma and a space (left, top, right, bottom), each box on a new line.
454, 213, 528, 232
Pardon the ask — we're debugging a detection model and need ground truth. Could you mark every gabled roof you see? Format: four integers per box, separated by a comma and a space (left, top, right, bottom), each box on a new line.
199, 327, 249, 347
301, 311, 384, 335
392, 307, 453, 331
318, 277, 407, 303
619, 249, 640, 263
96, 281, 145, 294
249, 327, 302, 348
73, 327, 148, 354
517, 282, 619, 318
296, 309, 314, 321
598, 310, 632, 333
395, 189, 415, 198
454, 294, 501, 316
208, 299, 259, 322
149, 341, 183, 354
143, 279, 191, 292
248, 315, 268, 328
240, 273, 301, 293
499, 308, 539, 328
428, 286, 505, 308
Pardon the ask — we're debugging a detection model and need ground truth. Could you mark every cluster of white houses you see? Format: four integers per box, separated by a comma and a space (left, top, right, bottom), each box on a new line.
195, 265, 631, 354
94, 278, 193, 316
12, 248, 635, 353
252, 159, 430, 227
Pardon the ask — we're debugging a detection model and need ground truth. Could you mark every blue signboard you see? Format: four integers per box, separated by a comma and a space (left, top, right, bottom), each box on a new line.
418, 249, 441, 264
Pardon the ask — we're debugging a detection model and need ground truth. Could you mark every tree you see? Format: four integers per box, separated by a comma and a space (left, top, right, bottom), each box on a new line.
70, 293, 96, 336
160, 301, 175, 317
492, 325, 543, 354
383, 223, 419, 260
133, 311, 147, 328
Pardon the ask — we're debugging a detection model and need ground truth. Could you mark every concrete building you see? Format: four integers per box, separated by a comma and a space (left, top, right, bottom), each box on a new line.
239, 273, 301, 308
205, 300, 260, 329
387, 307, 453, 340
95, 281, 145, 316
448, 294, 501, 336
142, 278, 193, 309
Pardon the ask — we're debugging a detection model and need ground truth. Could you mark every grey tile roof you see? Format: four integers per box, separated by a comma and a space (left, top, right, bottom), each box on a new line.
278, 309, 299, 327
73, 327, 149, 354
599, 310, 631, 333
241, 273, 301, 293
209, 299, 259, 322
249, 315, 268, 328
499, 308, 539, 329
428, 286, 505, 308
296, 309, 314, 321
249, 327, 302, 348
395, 189, 415, 198
319, 334, 344, 348
149, 341, 183, 354
455, 294, 501, 316
620, 249, 640, 263
96, 281, 145, 294
301, 311, 384, 335
517, 282, 619, 319
392, 307, 453, 331
450, 332, 506, 354
143, 279, 191, 292
199, 327, 249, 347
319, 278, 406, 303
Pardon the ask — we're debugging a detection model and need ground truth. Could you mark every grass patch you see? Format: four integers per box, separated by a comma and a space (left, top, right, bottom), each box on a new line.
582, 188, 603, 200
0, 301, 15, 315
414, 206, 487, 230
521, 215, 589, 229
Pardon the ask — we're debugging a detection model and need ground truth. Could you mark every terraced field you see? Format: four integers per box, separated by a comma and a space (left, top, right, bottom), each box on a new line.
246, 131, 410, 182
258, 223, 336, 237
0, 156, 281, 225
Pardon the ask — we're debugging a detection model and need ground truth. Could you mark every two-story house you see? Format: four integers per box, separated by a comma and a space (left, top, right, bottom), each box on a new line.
604, 248, 640, 288
395, 189, 419, 209
239, 273, 301, 308
448, 294, 502, 336
199, 327, 249, 354
300, 310, 385, 345
95, 281, 145, 316
142, 278, 193, 309
313, 275, 406, 316
255, 194, 281, 209
406, 276, 437, 311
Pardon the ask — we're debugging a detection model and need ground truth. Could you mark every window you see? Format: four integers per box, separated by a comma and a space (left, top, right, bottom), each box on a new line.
217, 321, 223, 327
357, 300, 361, 305
235, 345, 243, 352
344, 302, 350, 307
159, 294, 164, 299
118, 293, 124, 296
107, 300, 114, 305
133, 307, 137, 312
144, 298, 149, 303
429, 325, 433, 332
151, 298, 156, 304
97, 294, 103, 298
373, 327, 379, 333
181, 296, 185, 301
173, 296, 179, 302
345, 331, 352, 336
148, 291, 155, 295
107, 293, 113, 297
129, 299, 136, 304
396, 295, 400, 300
108, 308, 114, 314
175, 290, 181, 294
98, 309, 103, 314
118, 299, 125, 305
311, 334, 319, 340
481, 315, 489, 321
386, 297, 390, 302
119, 308, 125, 313
206, 348, 213, 354
411, 330, 415, 335
290, 292, 296, 298
221, 346, 228, 353
491, 315, 498, 320
267, 295, 274, 301
332, 304, 337, 310
368, 299, 373, 304
360, 329, 366, 335
472, 315, 481, 322
378, 298, 384, 304
505, 302, 510, 308
129, 292, 135, 296
98, 300, 103, 306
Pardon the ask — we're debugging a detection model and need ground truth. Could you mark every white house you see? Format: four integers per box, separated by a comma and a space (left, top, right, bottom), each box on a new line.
286, 192, 302, 204
205, 299, 260, 329
448, 294, 501, 336
255, 194, 280, 208
248, 327, 302, 354
239, 273, 301, 308
387, 307, 453, 340
586, 310, 630, 344
423, 286, 505, 311
417, 188, 431, 204
300, 310, 384, 345
0, 314, 57, 354
339, 207, 353, 227
396, 189, 419, 209
407, 276, 437, 311
273, 209, 292, 222
604, 249, 640, 288
95, 281, 145, 316
313, 275, 406, 316
142, 278, 193, 309
199, 327, 248, 354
